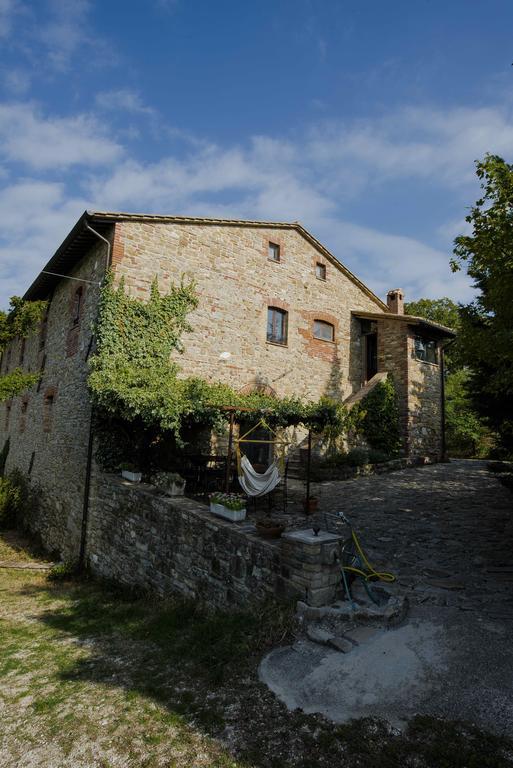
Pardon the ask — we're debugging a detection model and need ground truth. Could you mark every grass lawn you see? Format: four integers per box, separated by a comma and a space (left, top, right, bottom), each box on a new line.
1, 531, 512, 768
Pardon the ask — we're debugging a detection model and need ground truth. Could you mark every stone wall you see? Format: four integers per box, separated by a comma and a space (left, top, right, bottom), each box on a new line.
0, 238, 108, 559
86, 472, 343, 608
407, 337, 443, 459
112, 221, 383, 402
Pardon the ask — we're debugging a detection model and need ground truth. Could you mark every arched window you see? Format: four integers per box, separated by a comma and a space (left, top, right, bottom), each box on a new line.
72, 287, 83, 326
267, 307, 288, 345
313, 319, 334, 342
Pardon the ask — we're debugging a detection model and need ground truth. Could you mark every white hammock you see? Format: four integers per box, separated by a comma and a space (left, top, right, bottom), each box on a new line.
238, 454, 281, 497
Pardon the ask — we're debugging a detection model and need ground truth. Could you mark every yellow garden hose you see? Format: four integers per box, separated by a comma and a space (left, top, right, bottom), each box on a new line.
342, 528, 396, 584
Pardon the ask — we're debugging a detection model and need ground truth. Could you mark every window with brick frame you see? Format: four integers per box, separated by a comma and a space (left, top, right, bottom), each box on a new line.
72, 286, 84, 326
267, 307, 288, 345
313, 319, 335, 342
4, 402, 12, 432
268, 242, 281, 262
315, 262, 327, 280
43, 390, 56, 433
20, 397, 29, 433
39, 311, 48, 351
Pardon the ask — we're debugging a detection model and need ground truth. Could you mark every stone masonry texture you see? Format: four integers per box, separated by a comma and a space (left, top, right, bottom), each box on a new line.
0, 216, 446, 601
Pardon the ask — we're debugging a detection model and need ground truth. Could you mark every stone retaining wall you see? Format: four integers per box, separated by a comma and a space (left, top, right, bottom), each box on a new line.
85, 473, 344, 608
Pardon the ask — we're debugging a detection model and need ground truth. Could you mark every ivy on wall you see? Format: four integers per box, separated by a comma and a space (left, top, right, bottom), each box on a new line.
0, 297, 47, 402
354, 377, 402, 456
88, 274, 352, 453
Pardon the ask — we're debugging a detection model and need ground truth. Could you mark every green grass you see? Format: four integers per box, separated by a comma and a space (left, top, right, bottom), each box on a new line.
1, 532, 512, 768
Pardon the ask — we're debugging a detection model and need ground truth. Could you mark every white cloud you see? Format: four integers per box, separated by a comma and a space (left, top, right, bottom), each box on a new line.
0, 0, 19, 39
95, 89, 156, 116
0, 103, 123, 169
1, 95, 499, 307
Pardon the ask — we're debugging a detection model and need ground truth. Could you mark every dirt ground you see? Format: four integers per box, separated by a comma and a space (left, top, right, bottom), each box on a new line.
1, 461, 513, 768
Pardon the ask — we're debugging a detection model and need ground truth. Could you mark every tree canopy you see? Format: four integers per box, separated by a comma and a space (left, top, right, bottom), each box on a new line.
451, 154, 513, 453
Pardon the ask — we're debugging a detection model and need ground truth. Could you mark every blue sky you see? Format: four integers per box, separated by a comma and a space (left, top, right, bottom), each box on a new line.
1, 0, 513, 308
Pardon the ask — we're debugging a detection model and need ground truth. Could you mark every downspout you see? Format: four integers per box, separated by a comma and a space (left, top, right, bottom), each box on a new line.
78, 224, 112, 570
440, 338, 455, 463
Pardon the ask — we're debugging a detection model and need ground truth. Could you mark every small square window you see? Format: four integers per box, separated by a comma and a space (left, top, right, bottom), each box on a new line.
268, 242, 280, 262
414, 337, 438, 364
316, 262, 326, 280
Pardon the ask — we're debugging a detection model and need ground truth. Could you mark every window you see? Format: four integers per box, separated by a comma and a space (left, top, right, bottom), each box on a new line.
43, 391, 55, 433
313, 319, 334, 342
268, 242, 280, 262
267, 307, 288, 345
39, 313, 48, 351
72, 287, 83, 326
4, 402, 11, 432
315, 262, 326, 280
414, 336, 438, 364
19, 338, 26, 367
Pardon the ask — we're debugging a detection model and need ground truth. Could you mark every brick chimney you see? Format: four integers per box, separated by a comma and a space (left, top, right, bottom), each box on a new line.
387, 289, 404, 315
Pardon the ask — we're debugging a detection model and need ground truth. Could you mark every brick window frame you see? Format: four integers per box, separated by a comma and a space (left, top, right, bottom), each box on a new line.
315, 262, 327, 281
313, 319, 335, 342
266, 306, 289, 346
264, 235, 285, 264
19, 395, 29, 434
43, 387, 57, 433
4, 400, 12, 432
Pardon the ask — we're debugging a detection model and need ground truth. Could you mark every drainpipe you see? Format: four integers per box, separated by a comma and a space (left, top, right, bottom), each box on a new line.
78, 223, 112, 570
440, 338, 455, 463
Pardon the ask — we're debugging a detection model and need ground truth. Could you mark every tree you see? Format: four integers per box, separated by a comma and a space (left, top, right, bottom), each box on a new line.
0, 297, 47, 402
405, 296, 491, 457
452, 154, 513, 454
404, 297, 463, 372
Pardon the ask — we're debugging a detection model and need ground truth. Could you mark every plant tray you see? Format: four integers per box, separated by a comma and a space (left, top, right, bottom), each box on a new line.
210, 503, 246, 522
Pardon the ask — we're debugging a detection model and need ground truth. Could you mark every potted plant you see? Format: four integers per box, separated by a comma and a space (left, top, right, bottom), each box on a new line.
255, 516, 287, 538
303, 496, 319, 514
209, 492, 247, 522
152, 471, 186, 497
120, 463, 142, 483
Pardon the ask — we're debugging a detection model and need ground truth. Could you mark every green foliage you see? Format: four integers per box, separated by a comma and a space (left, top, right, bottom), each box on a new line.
0, 368, 40, 402
89, 275, 352, 461
47, 562, 77, 582
0, 475, 21, 528
0, 296, 47, 403
355, 377, 402, 456
0, 296, 47, 351
445, 369, 493, 457
451, 154, 513, 454
405, 297, 463, 372
0, 438, 9, 477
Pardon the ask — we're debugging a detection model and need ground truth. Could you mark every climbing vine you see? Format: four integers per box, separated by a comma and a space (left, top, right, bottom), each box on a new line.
88, 274, 351, 449
0, 296, 47, 402
354, 377, 402, 456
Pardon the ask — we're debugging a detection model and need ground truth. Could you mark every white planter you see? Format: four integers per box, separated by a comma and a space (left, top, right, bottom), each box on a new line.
210, 503, 246, 522
121, 469, 142, 483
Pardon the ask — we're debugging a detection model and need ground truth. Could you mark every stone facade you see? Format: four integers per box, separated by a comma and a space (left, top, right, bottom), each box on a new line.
0, 212, 451, 594
0, 241, 104, 559
112, 221, 383, 402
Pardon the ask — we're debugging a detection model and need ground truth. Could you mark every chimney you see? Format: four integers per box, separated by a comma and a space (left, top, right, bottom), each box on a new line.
387, 289, 404, 315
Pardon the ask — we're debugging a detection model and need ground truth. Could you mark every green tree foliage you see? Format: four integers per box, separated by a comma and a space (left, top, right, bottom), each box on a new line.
404, 297, 463, 371
354, 377, 402, 456
445, 369, 492, 457
451, 154, 513, 454
0, 296, 47, 402
89, 275, 351, 466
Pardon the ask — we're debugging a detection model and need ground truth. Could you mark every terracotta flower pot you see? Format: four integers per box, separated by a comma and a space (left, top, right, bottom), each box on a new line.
303, 497, 319, 514
255, 520, 286, 538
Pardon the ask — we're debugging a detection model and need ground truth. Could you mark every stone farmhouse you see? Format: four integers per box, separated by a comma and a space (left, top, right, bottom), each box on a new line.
0, 211, 455, 605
